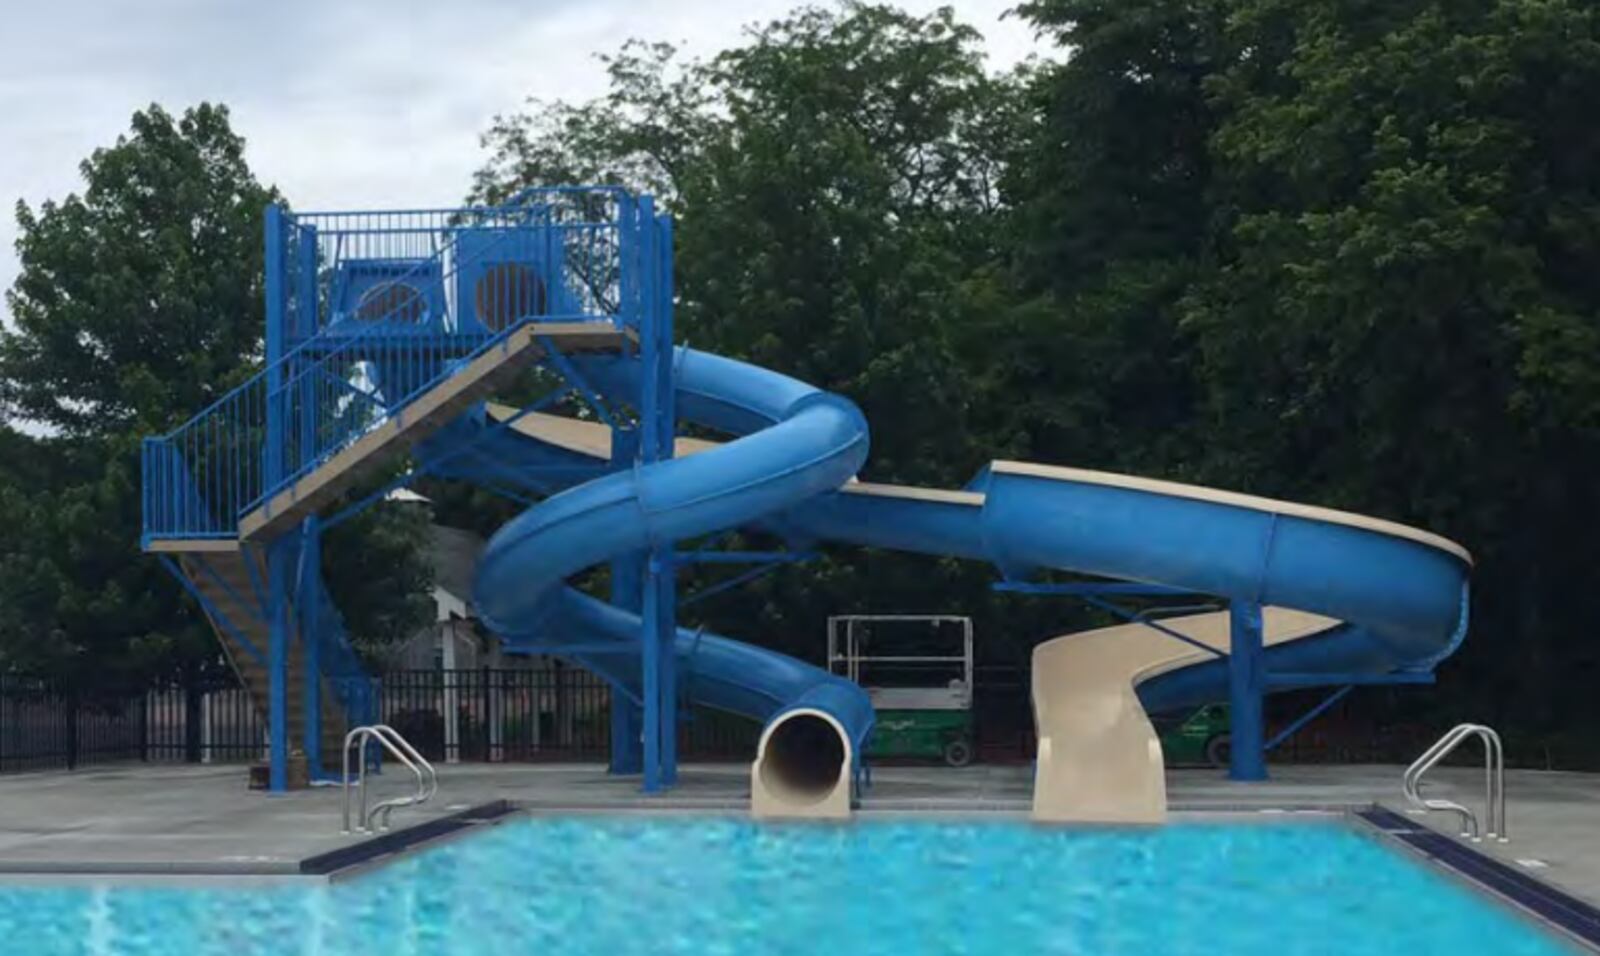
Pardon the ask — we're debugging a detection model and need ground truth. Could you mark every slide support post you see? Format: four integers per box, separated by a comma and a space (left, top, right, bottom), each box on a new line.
608, 426, 644, 776
264, 203, 287, 489
299, 515, 322, 775
1227, 599, 1268, 781
636, 196, 679, 792
267, 535, 292, 792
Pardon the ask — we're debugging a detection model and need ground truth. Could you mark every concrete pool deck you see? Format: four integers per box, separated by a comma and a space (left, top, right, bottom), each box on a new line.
0, 762, 1596, 901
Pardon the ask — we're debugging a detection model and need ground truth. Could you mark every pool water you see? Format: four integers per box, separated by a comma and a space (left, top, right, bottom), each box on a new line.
0, 818, 1578, 955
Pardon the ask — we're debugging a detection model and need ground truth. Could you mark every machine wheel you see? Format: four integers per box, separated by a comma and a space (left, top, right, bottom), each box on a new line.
1205, 734, 1232, 769
942, 738, 974, 768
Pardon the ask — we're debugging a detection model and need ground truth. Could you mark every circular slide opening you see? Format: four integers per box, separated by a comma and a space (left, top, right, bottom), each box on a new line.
758, 711, 847, 804
355, 281, 425, 324
474, 262, 548, 331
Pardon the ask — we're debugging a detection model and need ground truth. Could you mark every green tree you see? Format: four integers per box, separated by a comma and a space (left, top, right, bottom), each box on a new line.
473, 4, 1052, 663
1182, 0, 1600, 737
0, 104, 431, 684
468, 0, 1600, 760
1013, 0, 1600, 749
2, 105, 269, 436
999, 0, 1225, 475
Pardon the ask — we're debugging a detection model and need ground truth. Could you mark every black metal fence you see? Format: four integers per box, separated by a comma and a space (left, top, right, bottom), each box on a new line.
966, 667, 1475, 767
5, 665, 1475, 775
0, 666, 762, 774
377, 665, 761, 764
0, 674, 269, 773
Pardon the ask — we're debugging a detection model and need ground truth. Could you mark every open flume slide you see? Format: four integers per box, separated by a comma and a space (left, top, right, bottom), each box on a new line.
421, 346, 1471, 823
1030, 608, 1342, 823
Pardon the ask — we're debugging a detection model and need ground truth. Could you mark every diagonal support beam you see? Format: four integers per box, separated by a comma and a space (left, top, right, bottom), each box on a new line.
537, 335, 618, 430
1080, 594, 1228, 659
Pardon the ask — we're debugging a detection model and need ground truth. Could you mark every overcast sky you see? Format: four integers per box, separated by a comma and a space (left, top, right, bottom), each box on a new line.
0, 0, 1041, 322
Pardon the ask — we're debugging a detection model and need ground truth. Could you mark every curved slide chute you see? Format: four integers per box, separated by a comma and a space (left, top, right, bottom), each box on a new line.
456, 350, 877, 818
425, 347, 1470, 823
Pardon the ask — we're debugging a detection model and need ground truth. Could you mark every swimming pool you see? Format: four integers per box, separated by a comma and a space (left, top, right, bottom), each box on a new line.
0, 817, 1579, 955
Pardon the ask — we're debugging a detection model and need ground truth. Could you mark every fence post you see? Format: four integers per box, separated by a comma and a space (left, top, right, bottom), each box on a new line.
138, 691, 149, 763
488, 669, 505, 763
442, 622, 461, 765
65, 687, 79, 771
200, 690, 213, 765
555, 660, 574, 747
184, 673, 203, 763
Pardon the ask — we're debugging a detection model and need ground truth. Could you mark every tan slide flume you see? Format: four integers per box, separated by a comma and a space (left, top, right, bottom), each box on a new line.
1031, 609, 1341, 824
471, 402, 1470, 823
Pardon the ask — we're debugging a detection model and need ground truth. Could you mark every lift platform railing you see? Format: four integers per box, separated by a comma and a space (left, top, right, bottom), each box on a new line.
141, 193, 643, 544
1403, 723, 1506, 843
342, 724, 438, 834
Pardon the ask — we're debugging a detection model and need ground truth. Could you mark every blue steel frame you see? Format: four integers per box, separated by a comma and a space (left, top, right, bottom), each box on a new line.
993, 579, 1439, 781
635, 196, 678, 791
143, 188, 686, 793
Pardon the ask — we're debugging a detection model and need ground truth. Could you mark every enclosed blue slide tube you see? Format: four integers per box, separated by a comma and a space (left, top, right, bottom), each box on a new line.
463, 349, 877, 802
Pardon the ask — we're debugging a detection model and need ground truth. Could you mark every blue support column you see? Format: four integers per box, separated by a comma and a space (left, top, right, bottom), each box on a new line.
608, 426, 644, 776
640, 546, 672, 792
1227, 600, 1268, 781
263, 204, 287, 489
653, 549, 678, 785
295, 223, 318, 340
299, 516, 323, 775
295, 223, 319, 466
262, 203, 291, 792
267, 537, 292, 792
656, 212, 678, 787
635, 197, 679, 793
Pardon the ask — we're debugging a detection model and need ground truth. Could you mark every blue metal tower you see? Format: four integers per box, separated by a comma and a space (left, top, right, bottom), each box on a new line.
143, 189, 683, 792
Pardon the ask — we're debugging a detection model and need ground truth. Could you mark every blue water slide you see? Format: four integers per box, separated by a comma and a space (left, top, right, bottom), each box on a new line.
423, 345, 1468, 812
455, 350, 877, 805
781, 465, 1469, 712
448, 346, 1467, 680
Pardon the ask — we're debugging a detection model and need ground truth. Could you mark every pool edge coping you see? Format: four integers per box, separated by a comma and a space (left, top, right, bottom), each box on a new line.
1356, 804, 1600, 953
0, 800, 520, 883
3, 793, 1598, 954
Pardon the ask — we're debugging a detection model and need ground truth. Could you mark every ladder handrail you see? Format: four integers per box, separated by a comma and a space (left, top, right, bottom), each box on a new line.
1403, 722, 1506, 843
362, 725, 437, 831
1405, 725, 1483, 837
341, 724, 437, 833
368, 723, 439, 803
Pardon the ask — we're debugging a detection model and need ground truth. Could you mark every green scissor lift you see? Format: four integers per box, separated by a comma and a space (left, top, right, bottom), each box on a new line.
828, 615, 976, 767
1154, 703, 1233, 767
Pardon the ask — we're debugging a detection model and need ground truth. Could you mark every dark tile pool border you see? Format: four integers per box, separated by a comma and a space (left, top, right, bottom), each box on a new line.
300, 799, 517, 876
0, 800, 518, 881
1358, 805, 1600, 950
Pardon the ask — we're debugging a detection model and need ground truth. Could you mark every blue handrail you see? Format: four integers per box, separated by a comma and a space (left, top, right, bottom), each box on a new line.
142, 196, 642, 543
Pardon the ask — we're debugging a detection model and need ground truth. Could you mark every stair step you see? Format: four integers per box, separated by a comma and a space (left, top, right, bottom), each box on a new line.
240, 322, 631, 541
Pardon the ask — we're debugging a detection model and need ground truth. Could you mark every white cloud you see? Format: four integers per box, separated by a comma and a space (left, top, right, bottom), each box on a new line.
0, 0, 1044, 321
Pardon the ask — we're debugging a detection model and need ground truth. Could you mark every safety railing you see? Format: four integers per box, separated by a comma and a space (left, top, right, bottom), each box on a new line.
342, 724, 438, 833
1403, 723, 1506, 843
141, 191, 650, 544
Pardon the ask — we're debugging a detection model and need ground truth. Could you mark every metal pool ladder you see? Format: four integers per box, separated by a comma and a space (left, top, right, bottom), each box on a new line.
342, 724, 438, 834
1403, 723, 1506, 843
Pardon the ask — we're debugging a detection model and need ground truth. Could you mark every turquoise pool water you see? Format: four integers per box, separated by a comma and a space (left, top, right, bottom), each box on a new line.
0, 818, 1577, 955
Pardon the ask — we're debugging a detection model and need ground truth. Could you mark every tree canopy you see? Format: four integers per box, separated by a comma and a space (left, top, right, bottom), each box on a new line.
6, 1, 1600, 760
472, 0, 1600, 757
0, 104, 430, 684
